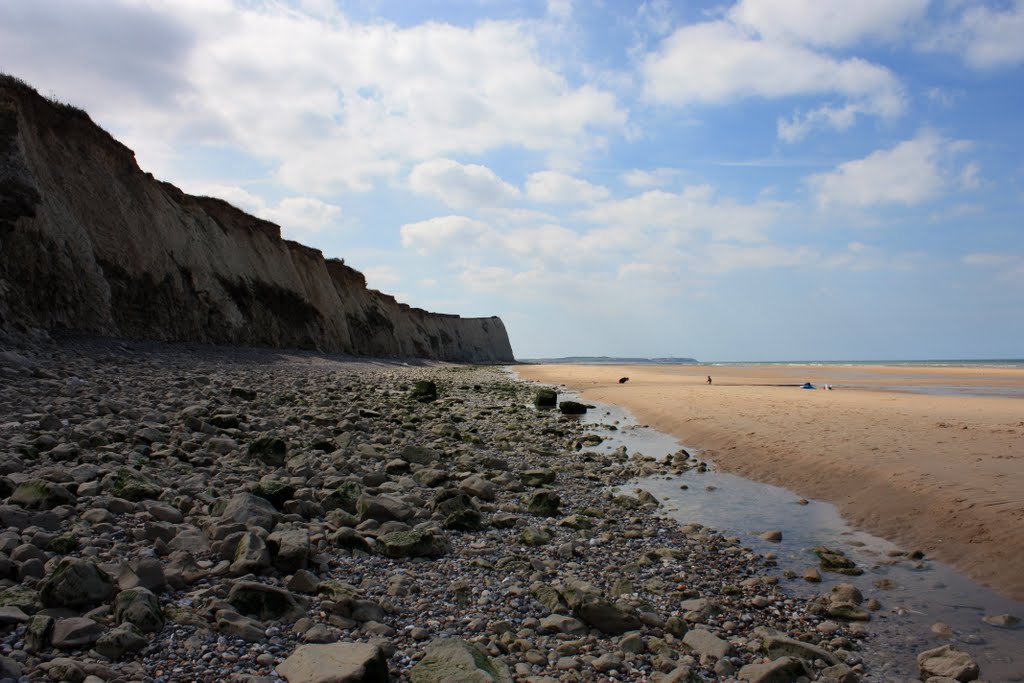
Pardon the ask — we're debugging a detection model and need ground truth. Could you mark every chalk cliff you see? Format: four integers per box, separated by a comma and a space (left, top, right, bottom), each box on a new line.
0, 75, 514, 362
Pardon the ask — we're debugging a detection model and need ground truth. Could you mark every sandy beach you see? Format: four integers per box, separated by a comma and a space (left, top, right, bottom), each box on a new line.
514, 363, 1024, 602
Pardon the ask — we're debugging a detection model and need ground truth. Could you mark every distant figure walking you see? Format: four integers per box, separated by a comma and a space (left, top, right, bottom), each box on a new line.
618, 377, 629, 384
706, 375, 712, 385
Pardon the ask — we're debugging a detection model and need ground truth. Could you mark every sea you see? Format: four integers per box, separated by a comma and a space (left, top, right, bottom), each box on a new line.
522, 357, 1024, 369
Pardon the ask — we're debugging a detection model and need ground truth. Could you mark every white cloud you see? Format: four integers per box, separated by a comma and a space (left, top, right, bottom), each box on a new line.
809, 133, 971, 208
578, 184, 785, 243
362, 265, 402, 289
922, 1, 1024, 69
621, 167, 679, 188
729, 0, 928, 48
963, 252, 1015, 267
0, 2, 626, 194
525, 171, 609, 203
959, 162, 982, 190
547, 0, 573, 20
258, 197, 342, 234
642, 19, 904, 139
409, 159, 520, 208
400, 215, 489, 253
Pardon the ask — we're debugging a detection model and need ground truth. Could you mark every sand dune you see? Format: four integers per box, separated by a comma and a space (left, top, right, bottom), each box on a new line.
514, 363, 1024, 601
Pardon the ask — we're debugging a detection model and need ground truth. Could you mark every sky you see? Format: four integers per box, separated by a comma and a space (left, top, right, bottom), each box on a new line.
1, 0, 1022, 361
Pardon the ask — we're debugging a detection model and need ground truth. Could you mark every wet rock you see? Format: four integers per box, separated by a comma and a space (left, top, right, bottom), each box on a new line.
277, 641, 389, 683
814, 546, 863, 576
558, 401, 588, 415
917, 644, 980, 682
410, 637, 511, 683
411, 380, 438, 403
561, 577, 641, 635
981, 613, 1019, 628
758, 630, 840, 666
534, 389, 557, 408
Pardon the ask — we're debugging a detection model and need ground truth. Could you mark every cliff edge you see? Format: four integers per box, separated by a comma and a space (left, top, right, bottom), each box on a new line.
0, 75, 514, 362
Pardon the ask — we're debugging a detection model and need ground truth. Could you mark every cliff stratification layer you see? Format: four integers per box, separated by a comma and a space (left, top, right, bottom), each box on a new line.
0, 75, 513, 361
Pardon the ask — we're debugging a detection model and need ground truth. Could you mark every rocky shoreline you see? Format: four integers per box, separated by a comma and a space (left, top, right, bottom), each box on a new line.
0, 337, 981, 682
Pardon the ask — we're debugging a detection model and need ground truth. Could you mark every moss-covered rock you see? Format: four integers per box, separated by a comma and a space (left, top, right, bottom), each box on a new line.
39, 558, 114, 609
252, 478, 296, 510
227, 581, 305, 622
110, 468, 162, 502
9, 479, 75, 510
411, 638, 512, 683
527, 489, 561, 516
376, 530, 450, 559
558, 400, 589, 415
113, 587, 164, 633
411, 380, 438, 403
534, 389, 558, 408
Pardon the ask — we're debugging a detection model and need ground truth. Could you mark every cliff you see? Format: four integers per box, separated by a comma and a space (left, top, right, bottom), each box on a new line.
0, 75, 514, 362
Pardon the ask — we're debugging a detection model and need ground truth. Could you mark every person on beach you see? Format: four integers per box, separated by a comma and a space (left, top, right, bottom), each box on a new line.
707, 375, 712, 385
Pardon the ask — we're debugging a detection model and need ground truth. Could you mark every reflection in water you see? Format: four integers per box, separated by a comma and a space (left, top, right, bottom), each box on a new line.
573, 401, 1024, 682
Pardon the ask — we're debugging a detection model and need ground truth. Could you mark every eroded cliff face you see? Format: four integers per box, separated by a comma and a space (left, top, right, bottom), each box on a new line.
0, 75, 514, 362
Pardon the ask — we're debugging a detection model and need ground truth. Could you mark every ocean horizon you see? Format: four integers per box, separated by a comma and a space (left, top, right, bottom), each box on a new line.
521, 357, 1024, 369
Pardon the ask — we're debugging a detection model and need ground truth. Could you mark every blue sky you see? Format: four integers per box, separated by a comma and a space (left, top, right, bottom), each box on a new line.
2, 0, 1022, 360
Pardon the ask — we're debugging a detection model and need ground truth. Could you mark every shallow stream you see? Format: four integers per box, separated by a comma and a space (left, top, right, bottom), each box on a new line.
569, 397, 1024, 681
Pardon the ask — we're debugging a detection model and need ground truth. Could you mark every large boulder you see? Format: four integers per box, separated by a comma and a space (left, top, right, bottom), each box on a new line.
230, 531, 272, 575
356, 493, 413, 523
268, 527, 311, 573
39, 558, 114, 609
410, 638, 512, 683
95, 622, 148, 659
276, 642, 388, 683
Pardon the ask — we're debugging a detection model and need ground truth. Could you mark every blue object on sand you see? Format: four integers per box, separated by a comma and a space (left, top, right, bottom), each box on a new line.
801, 382, 815, 389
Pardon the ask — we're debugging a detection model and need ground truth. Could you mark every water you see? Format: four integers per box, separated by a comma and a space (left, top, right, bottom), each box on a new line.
572, 399, 1024, 682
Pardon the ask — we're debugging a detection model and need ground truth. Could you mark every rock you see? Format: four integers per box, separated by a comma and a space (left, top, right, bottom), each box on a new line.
759, 631, 840, 666
539, 614, 587, 636
113, 587, 164, 633
814, 546, 862, 575
830, 583, 863, 605
376, 529, 450, 559
109, 468, 162, 501
561, 578, 641, 635
43, 657, 85, 683
981, 613, 1019, 628
253, 478, 297, 509
917, 644, 980, 682
277, 642, 388, 683
682, 628, 732, 659
39, 558, 114, 608
249, 434, 289, 466
216, 609, 266, 642
558, 401, 588, 415
356, 493, 412, 523
9, 479, 75, 510
94, 622, 147, 659
221, 492, 282, 531
738, 656, 811, 682
411, 381, 438, 403
520, 526, 553, 546
51, 617, 105, 649
521, 469, 556, 487
527, 489, 561, 516
759, 530, 782, 542
802, 567, 821, 582
459, 475, 497, 500
230, 531, 272, 575
227, 581, 306, 622
410, 637, 512, 683
268, 527, 311, 573
534, 389, 558, 407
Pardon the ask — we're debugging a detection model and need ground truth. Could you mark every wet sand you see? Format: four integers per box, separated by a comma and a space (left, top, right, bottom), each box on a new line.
513, 363, 1024, 602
